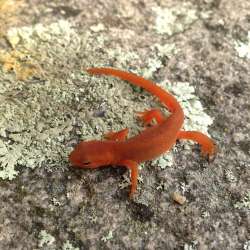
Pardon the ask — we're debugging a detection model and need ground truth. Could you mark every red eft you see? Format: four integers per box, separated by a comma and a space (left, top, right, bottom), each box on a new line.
69, 67, 216, 197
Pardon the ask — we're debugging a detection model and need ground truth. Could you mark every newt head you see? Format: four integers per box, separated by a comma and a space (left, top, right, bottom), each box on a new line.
69, 140, 115, 168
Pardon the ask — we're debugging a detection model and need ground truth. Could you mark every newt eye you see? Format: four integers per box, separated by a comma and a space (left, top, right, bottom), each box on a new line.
83, 161, 91, 165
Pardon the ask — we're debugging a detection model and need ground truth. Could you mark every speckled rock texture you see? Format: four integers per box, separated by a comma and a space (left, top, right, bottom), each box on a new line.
0, 0, 249, 249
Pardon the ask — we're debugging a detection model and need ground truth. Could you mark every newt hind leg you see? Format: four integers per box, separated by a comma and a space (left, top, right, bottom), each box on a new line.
136, 109, 165, 126
177, 131, 216, 161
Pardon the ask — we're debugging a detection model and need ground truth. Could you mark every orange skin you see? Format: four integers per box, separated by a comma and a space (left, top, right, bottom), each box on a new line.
69, 68, 216, 197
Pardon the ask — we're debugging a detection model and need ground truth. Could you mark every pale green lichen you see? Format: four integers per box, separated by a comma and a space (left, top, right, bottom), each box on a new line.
154, 43, 178, 57
234, 191, 250, 210
153, 3, 198, 36
118, 174, 131, 190
152, 152, 174, 169
107, 47, 140, 69
166, 81, 214, 133
0, 20, 81, 179
51, 197, 62, 207
184, 240, 198, 250
101, 230, 113, 242
0, 143, 22, 179
201, 210, 210, 218
89, 214, 98, 224
225, 169, 237, 183
62, 240, 80, 250
142, 57, 163, 79
90, 23, 105, 33
38, 230, 55, 248
6, 19, 78, 49
0, 17, 215, 179
38, 230, 79, 249
156, 180, 165, 190
234, 31, 250, 59
0, 77, 79, 179
244, 240, 250, 250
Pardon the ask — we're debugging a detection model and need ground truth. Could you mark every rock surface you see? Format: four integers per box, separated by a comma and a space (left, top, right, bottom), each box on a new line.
0, 0, 249, 249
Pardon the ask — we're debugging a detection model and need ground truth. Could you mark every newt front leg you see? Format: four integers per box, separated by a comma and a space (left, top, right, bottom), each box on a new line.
104, 128, 129, 141
118, 159, 139, 198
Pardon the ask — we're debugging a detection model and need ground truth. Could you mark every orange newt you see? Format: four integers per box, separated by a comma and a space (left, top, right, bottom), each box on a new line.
69, 68, 216, 197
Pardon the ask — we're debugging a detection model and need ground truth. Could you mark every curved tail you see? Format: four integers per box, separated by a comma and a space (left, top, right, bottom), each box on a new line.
86, 67, 183, 114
